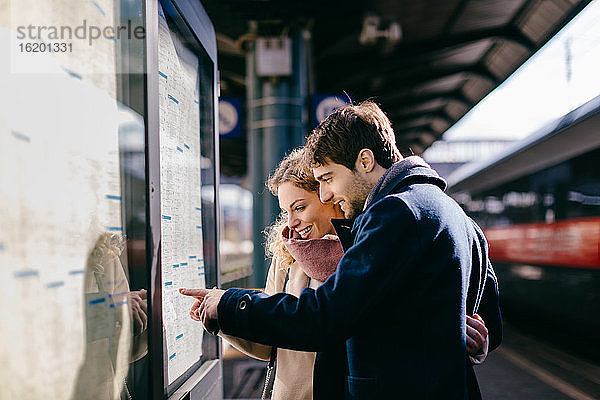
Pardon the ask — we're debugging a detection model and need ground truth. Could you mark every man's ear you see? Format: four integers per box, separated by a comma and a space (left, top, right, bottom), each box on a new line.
355, 149, 376, 173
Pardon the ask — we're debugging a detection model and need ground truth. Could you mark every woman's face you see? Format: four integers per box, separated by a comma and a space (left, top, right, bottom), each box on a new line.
277, 181, 344, 240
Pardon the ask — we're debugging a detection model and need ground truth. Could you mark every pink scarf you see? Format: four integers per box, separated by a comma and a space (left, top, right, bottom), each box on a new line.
281, 226, 344, 282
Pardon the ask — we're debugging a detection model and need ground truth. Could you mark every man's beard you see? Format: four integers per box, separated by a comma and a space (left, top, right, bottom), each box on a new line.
342, 175, 373, 219
343, 198, 365, 219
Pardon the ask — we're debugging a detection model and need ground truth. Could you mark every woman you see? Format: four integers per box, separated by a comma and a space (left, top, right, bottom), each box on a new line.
186, 148, 490, 400
216, 147, 344, 400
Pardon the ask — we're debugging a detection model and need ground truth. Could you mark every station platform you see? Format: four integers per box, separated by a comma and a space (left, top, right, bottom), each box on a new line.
477, 321, 599, 400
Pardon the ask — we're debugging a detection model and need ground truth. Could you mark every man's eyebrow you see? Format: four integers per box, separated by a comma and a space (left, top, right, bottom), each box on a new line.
315, 172, 332, 181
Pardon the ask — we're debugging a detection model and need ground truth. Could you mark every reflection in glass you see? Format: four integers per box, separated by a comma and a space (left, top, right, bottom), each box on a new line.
0, 0, 148, 399
220, 184, 253, 287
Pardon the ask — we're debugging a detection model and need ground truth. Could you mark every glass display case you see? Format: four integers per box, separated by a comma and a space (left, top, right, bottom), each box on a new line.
0, 0, 221, 398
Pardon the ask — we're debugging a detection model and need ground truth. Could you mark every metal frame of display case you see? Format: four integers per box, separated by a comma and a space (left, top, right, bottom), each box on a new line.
144, 0, 222, 398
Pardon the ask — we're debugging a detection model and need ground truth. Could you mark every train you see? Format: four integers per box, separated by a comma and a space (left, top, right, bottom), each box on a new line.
447, 94, 600, 343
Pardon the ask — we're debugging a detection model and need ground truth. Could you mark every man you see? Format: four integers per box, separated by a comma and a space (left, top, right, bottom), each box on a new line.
182, 101, 501, 399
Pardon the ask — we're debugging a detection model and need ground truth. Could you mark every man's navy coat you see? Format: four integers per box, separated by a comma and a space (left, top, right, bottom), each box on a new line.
217, 157, 502, 399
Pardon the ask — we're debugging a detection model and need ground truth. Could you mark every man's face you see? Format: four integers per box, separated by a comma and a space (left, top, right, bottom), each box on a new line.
313, 160, 373, 219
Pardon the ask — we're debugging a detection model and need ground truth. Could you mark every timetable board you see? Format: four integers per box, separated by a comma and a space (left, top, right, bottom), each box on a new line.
158, 6, 207, 385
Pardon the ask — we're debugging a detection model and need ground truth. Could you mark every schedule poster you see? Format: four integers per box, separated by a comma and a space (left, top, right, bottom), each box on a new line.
158, 7, 207, 385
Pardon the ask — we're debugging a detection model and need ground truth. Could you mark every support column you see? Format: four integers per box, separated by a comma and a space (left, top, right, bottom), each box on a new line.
261, 80, 291, 232
247, 27, 311, 288
246, 38, 265, 289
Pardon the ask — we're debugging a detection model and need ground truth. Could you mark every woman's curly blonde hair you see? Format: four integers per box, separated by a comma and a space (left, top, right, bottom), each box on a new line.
265, 147, 319, 268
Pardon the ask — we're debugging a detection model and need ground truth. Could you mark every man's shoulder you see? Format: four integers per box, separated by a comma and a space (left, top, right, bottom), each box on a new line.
354, 195, 415, 229
363, 182, 458, 225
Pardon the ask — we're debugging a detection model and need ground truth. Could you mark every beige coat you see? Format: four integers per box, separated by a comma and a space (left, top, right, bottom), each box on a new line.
221, 257, 321, 400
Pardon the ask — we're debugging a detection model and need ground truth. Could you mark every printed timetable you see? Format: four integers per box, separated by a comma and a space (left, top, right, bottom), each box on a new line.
158, 6, 207, 385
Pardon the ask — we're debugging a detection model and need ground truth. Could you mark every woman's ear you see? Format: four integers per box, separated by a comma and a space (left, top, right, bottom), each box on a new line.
355, 149, 376, 173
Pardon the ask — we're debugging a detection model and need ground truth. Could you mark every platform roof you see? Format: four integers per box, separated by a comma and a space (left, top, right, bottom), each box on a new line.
204, 0, 593, 176
447, 93, 600, 194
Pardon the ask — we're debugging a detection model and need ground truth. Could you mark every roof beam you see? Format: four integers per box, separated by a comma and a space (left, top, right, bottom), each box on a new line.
394, 126, 440, 144
318, 25, 536, 71
419, 24, 535, 53
378, 86, 471, 105
332, 63, 498, 92
393, 121, 438, 133
390, 108, 454, 125
441, 0, 471, 36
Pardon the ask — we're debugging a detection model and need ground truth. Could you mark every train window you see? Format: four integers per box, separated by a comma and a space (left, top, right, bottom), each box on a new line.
484, 196, 505, 215
564, 147, 600, 219
461, 146, 600, 229
567, 185, 600, 215
1, 1, 149, 399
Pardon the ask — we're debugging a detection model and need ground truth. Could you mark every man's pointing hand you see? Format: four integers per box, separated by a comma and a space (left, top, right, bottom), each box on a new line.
179, 287, 224, 335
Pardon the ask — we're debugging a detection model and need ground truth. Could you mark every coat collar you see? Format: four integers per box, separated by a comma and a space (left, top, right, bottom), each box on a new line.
331, 218, 355, 252
364, 156, 447, 209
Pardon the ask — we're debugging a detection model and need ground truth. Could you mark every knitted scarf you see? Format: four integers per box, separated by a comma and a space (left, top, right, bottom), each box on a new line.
281, 226, 344, 282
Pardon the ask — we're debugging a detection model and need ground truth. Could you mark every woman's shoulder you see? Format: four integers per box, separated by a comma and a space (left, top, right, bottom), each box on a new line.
266, 256, 294, 292
269, 256, 313, 292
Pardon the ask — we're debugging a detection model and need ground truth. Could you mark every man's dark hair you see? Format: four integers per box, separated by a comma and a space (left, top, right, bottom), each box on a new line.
305, 101, 402, 170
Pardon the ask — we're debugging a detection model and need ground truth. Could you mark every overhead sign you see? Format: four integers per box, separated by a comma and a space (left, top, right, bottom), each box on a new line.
312, 94, 350, 127
256, 37, 292, 77
219, 97, 242, 138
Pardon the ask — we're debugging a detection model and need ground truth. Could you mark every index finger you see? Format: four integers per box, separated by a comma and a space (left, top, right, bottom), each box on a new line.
139, 298, 148, 313
179, 288, 208, 299
466, 315, 488, 336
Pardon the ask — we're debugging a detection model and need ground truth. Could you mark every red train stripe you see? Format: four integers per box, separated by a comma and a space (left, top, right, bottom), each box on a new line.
485, 217, 600, 269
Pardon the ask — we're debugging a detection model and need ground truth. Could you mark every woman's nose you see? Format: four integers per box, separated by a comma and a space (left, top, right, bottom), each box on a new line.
288, 213, 299, 228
